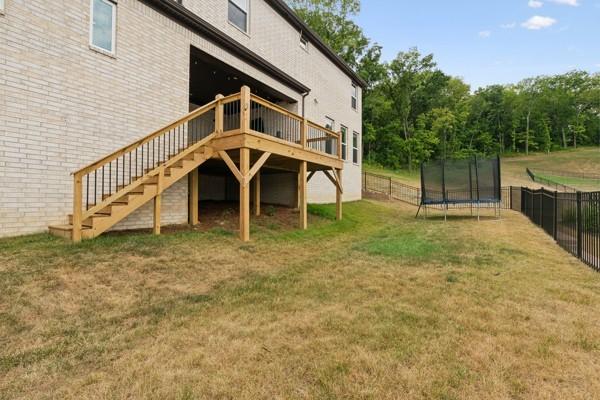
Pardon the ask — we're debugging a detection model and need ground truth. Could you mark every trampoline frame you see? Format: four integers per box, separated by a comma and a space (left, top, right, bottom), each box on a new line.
416, 155, 502, 221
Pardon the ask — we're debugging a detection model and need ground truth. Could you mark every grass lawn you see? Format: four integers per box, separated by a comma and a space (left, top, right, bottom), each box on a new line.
2, 201, 600, 399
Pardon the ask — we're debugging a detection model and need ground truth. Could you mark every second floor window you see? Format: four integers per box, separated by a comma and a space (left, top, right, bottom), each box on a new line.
351, 84, 358, 110
90, 0, 116, 54
340, 125, 348, 161
228, 0, 248, 33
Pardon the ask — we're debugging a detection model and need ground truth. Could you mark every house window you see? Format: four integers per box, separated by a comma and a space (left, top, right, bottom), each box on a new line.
228, 0, 248, 33
351, 84, 358, 110
352, 132, 359, 164
90, 0, 116, 54
300, 33, 309, 51
340, 125, 348, 161
0, 0, 5, 14
325, 117, 334, 131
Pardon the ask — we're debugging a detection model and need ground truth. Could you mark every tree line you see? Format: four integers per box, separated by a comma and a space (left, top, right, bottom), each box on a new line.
289, 0, 600, 170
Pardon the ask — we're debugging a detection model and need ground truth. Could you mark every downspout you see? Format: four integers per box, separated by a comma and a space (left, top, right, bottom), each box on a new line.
301, 91, 310, 118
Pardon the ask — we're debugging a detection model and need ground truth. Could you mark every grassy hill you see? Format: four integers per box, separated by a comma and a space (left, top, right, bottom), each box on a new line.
366, 147, 600, 191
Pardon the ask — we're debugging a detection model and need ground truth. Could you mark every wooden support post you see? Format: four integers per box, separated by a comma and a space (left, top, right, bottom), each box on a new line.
153, 194, 161, 235
299, 161, 308, 230
301, 118, 307, 149
240, 86, 251, 134
72, 174, 83, 242
154, 169, 163, 235
336, 168, 343, 221
189, 168, 199, 225
240, 148, 250, 241
253, 170, 261, 217
215, 94, 224, 133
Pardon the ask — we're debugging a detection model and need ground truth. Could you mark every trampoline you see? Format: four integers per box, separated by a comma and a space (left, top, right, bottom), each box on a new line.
417, 156, 502, 220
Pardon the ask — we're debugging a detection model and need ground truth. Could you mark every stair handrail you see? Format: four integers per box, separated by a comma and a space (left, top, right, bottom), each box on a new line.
72, 95, 240, 177
71, 92, 240, 241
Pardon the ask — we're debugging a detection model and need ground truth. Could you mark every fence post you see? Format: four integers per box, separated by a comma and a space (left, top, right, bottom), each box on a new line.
388, 176, 392, 200
553, 191, 558, 240
576, 191, 582, 259
539, 189, 544, 227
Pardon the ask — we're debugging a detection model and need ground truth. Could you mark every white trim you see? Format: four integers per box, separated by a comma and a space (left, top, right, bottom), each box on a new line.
340, 125, 348, 161
352, 131, 360, 165
351, 83, 358, 110
89, 0, 117, 56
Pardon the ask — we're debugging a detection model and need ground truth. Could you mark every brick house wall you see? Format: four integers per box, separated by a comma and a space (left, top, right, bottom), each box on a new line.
0, 0, 362, 237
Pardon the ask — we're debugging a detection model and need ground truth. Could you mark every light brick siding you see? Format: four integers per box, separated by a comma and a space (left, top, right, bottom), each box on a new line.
0, 0, 362, 237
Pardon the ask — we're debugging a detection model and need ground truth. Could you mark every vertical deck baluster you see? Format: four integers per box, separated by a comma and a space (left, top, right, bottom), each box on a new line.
86, 174, 89, 210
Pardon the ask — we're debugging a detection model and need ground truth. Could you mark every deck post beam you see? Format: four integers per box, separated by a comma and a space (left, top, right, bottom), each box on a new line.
215, 94, 224, 133
240, 86, 251, 134
336, 168, 343, 221
253, 170, 261, 216
240, 147, 251, 241
153, 195, 161, 235
72, 174, 83, 242
154, 168, 164, 235
299, 161, 308, 230
189, 168, 199, 225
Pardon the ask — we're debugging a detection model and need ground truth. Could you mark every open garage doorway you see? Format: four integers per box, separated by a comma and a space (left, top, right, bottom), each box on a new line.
188, 46, 301, 231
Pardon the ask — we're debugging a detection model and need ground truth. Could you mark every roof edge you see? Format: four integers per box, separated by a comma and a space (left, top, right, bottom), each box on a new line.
141, 0, 311, 94
264, 0, 367, 88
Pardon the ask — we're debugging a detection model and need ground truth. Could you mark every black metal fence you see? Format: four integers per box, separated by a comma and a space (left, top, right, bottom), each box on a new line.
521, 188, 600, 271
526, 168, 577, 192
362, 171, 600, 271
363, 172, 511, 209
530, 168, 600, 182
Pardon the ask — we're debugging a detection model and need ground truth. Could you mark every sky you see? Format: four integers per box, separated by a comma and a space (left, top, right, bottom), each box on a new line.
355, 0, 600, 90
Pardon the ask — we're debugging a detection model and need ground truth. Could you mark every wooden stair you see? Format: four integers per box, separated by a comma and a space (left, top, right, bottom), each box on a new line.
49, 139, 215, 241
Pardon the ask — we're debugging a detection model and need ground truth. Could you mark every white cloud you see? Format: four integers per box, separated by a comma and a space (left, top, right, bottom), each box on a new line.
596, 64, 600, 68
479, 30, 492, 38
522, 15, 557, 30
529, 0, 544, 8
550, 0, 579, 6
501, 22, 517, 29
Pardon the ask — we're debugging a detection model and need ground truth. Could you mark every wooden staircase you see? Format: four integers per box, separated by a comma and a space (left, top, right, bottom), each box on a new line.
49, 86, 344, 242
49, 96, 222, 241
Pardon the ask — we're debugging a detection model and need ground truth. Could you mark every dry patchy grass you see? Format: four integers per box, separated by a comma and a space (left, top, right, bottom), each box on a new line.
1, 201, 600, 399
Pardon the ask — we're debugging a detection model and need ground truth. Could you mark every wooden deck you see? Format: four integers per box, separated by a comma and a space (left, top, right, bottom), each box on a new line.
49, 86, 343, 242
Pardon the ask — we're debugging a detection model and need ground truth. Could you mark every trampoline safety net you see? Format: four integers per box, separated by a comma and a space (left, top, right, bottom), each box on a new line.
420, 156, 501, 206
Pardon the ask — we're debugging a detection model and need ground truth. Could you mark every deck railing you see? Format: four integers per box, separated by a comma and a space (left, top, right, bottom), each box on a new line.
71, 87, 341, 241
248, 93, 341, 158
